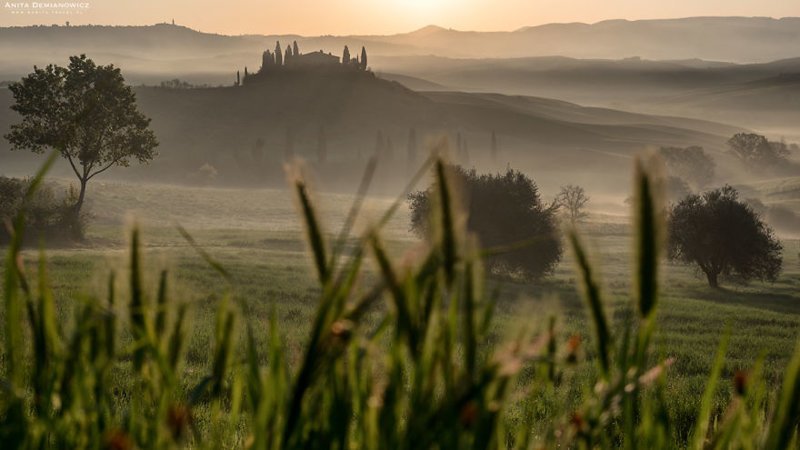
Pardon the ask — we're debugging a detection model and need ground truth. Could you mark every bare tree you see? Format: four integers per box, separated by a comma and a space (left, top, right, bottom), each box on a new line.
556, 184, 590, 224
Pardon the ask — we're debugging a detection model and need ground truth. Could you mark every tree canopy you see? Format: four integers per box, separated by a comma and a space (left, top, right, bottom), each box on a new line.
668, 186, 782, 288
5, 54, 158, 222
659, 146, 715, 188
727, 133, 791, 171
409, 165, 562, 280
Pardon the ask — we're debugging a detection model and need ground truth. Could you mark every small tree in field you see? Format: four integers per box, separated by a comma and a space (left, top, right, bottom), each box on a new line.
556, 184, 589, 224
409, 165, 562, 279
668, 186, 782, 288
5, 55, 158, 229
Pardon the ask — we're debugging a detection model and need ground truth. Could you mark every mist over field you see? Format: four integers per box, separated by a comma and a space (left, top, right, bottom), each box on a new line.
2, 8, 800, 449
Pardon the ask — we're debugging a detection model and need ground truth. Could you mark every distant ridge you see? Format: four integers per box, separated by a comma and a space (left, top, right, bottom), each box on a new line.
2, 16, 800, 68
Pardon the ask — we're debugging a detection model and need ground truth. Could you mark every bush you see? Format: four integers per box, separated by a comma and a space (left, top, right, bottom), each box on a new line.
0, 176, 84, 244
408, 165, 562, 280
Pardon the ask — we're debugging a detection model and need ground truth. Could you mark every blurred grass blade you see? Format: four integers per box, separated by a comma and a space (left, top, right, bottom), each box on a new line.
129, 227, 149, 371
633, 156, 662, 319
3, 151, 57, 388
155, 270, 168, 340
178, 225, 232, 283
332, 155, 377, 261
435, 160, 457, 284
689, 332, 729, 450
765, 340, 800, 449
295, 180, 330, 285
568, 230, 611, 377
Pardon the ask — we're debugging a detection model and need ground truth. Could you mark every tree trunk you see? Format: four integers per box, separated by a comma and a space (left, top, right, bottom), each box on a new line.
705, 270, 719, 288
70, 177, 88, 238
75, 177, 87, 216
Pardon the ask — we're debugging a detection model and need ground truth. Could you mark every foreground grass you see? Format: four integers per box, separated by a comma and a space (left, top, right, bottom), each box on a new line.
1, 161, 799, 448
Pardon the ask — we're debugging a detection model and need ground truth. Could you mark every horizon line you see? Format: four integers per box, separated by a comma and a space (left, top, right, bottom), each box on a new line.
1, 15, 799, 38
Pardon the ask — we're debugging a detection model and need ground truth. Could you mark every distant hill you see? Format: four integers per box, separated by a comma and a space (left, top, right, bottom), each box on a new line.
371, 55, 800, 138
0, 69, 744, 195
372, 18, 800, 62
2, 16, 800, 85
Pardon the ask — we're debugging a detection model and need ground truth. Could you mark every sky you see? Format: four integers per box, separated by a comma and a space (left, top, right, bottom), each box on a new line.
1, 0, 799, 35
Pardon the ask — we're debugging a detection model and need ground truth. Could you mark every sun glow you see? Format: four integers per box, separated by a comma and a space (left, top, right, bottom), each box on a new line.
387, 0, 454, 23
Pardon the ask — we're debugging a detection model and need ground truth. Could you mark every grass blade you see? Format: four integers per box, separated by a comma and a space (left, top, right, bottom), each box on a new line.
633, 156, 662, 319
568, 230, 611, 377
689, 332, 729, 450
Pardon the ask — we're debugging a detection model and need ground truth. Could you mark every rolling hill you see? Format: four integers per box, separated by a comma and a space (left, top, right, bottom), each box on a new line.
2, 16, 800, 85
0, 69, 745, 195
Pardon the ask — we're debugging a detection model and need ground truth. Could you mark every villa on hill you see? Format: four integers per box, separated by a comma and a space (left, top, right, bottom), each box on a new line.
238, 41, 368, 85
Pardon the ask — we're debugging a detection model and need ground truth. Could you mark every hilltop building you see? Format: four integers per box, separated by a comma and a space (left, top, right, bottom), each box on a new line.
240, 41, 368, 85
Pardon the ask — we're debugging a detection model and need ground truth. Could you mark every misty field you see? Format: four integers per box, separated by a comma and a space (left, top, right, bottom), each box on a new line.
3, 178, 798, 443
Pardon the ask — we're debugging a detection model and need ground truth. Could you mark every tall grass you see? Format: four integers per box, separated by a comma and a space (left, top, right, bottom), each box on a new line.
1, 154, 799, 449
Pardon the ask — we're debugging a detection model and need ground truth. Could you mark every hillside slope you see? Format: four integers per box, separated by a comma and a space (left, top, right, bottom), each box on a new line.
0, 71, 743, 194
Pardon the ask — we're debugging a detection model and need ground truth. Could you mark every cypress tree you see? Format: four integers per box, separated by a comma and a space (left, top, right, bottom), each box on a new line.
285, 45, 292, 65
236, 70, 240, 86
293, 40, 300, 56
262, 50, 271, 70
342, 46, 351, 64
361, 46, 368, 70
275, 41, 283, 66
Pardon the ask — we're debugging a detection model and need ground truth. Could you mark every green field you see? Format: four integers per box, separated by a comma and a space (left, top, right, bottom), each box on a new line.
2, 177, 800, 443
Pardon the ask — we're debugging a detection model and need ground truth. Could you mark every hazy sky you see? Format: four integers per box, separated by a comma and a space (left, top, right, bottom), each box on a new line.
1, 0, 799, 35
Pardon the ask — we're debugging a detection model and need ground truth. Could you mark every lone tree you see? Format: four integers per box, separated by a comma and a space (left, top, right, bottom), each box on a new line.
668, 186, 782, 288
409, 165, 562, 280
556, 184, 590, 224
5, 54, 158, 224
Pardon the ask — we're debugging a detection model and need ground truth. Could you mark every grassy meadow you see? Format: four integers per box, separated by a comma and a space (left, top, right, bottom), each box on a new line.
2, 174, 798, 445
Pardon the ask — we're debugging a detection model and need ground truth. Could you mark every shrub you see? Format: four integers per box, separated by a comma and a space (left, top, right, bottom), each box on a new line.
0, 176, 84, 244
408, 164, 562, 280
